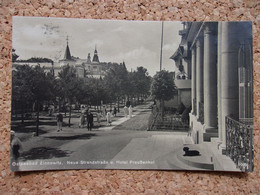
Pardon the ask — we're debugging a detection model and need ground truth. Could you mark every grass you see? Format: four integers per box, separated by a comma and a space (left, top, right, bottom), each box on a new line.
113, 110, 151, 131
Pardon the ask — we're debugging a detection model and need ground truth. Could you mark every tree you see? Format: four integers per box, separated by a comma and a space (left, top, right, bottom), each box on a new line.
12, 65, 34, 123
151, 70, 177, 117
58, 65, 82, 127
103, 63, 129, 111
132, 67, 151, 103
31, 66, 53, 135
12, 65, 53, 136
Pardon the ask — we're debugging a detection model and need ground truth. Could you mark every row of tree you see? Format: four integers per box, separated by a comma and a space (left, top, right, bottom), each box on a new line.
12, 63, 154, 135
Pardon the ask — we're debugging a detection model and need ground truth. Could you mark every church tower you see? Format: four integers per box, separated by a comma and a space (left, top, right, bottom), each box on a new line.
63, 36, 73, 60
87, 53, 91, 64
92, 46, 100, 63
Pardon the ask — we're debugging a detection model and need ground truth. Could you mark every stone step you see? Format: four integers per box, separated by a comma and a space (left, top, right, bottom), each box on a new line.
203, 132, 218, 142
205, 127, 218, 133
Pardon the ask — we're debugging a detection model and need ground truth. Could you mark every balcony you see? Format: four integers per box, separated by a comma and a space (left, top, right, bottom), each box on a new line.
225, 116, 254, 172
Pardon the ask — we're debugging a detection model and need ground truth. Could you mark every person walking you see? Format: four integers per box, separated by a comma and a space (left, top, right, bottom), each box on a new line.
49, 104, 55, 116
96, 110, 101, 127
123, 106, 128, 118
87, 111, 94, 131
56, 112, 63, 132
129, 105, 133, 118
106, 111, 112, 126
102, 106, 107, 118
79, 110, 85, 128
113, 106, 117, 117
10, 130, 23, 160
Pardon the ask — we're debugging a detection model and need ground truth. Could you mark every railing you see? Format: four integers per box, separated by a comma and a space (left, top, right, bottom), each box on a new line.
226, 116, 254, 172
198, 101, 204, 124
192, 98, 197, 115
156, 115, 189, 130
148, 106, 160, 130
148, 106, 189, 131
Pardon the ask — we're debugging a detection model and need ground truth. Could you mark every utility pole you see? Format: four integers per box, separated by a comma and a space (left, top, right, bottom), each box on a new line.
160, 21, 164, 71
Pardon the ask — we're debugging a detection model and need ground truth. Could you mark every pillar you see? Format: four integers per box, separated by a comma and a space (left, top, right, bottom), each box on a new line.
191, 47, 196, 114
220, 22, 241, 148
217, 22, 222, 141
196, 37, 204, 119
203, 24, 217, 128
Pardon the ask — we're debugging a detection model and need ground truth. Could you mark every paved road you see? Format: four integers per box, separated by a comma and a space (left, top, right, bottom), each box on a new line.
11, 101, 193, 171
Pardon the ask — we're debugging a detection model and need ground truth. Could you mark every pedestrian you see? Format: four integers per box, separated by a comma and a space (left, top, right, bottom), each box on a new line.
123, 106, 128, 118
56, 112, 63, 132
126, 100, 131, 107
96, 110, 101, 127
106, 111, 112, 126
113, 106, 117, 117
49, 104, 54, 116
129, 105, 133, 118
10, 130, 23, 160
87, 111, 94, 131
79, 109, 85, 128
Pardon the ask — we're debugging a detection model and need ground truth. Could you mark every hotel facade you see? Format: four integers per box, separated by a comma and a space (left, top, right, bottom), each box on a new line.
174, 21, 254, 171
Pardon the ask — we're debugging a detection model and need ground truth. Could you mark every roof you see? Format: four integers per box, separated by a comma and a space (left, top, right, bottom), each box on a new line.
64, 44, 72, 60
170, 46, 184, 61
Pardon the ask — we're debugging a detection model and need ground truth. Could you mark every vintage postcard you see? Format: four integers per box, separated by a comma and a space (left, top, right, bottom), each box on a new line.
11, 16, 254, 172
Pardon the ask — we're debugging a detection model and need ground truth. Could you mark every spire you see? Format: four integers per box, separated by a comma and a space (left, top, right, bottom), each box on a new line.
64, 36, 72, 60
87, 53, 91, 63
92, 46, 100, 63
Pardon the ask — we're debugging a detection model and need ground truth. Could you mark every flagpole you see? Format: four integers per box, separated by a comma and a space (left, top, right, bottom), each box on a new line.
160, 21, 164, 71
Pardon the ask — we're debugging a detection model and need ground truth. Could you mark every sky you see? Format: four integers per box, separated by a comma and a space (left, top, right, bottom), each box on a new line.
12, 16, 182, 76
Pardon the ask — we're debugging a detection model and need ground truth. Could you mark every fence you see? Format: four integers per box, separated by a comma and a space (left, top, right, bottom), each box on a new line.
226, 116, 254, 172
148, 106, 189, 131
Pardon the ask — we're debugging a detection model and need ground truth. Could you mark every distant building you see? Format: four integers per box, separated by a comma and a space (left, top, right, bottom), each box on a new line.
57, 39, 107, 78
13, 58, 54, 75
13, 38, 114, 79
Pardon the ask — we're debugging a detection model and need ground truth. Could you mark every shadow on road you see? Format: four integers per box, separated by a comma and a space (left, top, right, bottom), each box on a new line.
20, 147, 71, 160
45, 133, 96, 140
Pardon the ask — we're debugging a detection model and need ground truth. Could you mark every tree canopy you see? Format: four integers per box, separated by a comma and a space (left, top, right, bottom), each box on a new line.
151, 70, 176, 101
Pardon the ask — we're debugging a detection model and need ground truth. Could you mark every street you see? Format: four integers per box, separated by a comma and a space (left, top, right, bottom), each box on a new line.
11, 101, 199, 171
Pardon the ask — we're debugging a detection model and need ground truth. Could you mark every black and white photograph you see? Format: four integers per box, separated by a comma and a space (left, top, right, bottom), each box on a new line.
11, 16, 254, 172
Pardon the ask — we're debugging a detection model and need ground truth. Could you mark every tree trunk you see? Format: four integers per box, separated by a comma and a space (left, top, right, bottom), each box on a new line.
15, 102, 18, 120
21, 100, 24, 124
64, 104, 67, 117
160, 100, 165, 119
117, 97, 120, 112
36, 100, 39, 136
68, 103, 72, 127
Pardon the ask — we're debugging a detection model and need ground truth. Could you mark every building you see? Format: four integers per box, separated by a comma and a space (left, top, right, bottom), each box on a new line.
170, 26, 192, 109
12, 58, 54, 75
13, 38, 110, 79
57, 39, 107, 78
176, 21, 253, 171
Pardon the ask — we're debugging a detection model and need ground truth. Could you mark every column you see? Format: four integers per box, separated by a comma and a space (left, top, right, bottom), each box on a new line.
196, 37, 203, 119
203, 24, 217, 128
220, 22, 241, 148
191, 47, 196, 114
217, 22, 222, 141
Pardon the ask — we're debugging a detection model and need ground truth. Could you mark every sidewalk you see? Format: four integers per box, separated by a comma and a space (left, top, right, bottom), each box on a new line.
105, 133, 195, 170
14, 102, 150, 153
105, 133, 240, 171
